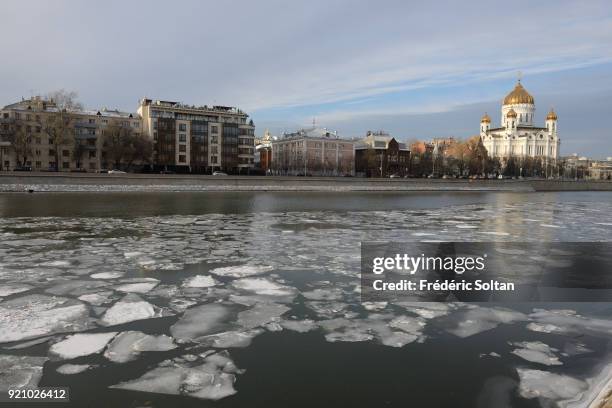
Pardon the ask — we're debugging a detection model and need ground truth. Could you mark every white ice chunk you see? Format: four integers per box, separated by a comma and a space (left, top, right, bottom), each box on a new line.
210, 265, 273, 278
90, 272, 124, 279
110, 351, 243, 400
183, 275, 218, 288
236, 303, 290, 329
78, 291, 114, 306
443, 306, 527, 338
281, 319, 318, 333
0, 355, 47, 391
510, 341, 562, 366
57, 364, 92, 375
104, 331, 176, 363
50, 332, 117, 360
100, 294, 167, 326
0, 295, 90, 343
232, 278, 297, 297
115, 280, 159, 294
0, 284, 33, 297
170, 303, 234, 341
517, 368, 587, 401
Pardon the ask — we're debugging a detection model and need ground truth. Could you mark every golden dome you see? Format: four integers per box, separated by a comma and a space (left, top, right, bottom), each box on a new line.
506, 108, 517, 118
503, 81, 534, 105
480, 113, 491, 123
546, 109, 557, 120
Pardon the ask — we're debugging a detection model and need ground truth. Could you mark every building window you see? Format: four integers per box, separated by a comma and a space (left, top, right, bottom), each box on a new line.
178, 155, 186, 163
35, 161, 41, 168
179, 134, 186, 142
211, 125, 218, 134
62, 150, 70, 157
179, 145, 186, 152
179, 124, 187, 131
89, 151, 96, 158
211, 156, 217, 164
88, 118, 95, 124
62, 162, 70, 169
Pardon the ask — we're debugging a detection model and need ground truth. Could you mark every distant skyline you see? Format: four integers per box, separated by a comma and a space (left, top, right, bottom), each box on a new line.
2, 0, 611, 157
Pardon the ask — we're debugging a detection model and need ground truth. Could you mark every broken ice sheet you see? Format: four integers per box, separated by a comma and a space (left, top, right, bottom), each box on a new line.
170, 303, 236, 342
0, 355, 48, 392
110, 351, 243, 400
236, 303, 290, 329
115, 278, 160, 294
232, 277, 297, 298
104, 331, 176, 363
50, 332, 118, 360
209, 265, 273, 278
100, 294, 170, 327
510, 341, 562, 366
182, 275, 218, 288
440, 306, 527, 338
57, 364, 93, 375
528, 308, 612, 337
0, 283, 33, 297
280, 319, 318, 333
0, 295, 91, 343
517, 368, 588, 402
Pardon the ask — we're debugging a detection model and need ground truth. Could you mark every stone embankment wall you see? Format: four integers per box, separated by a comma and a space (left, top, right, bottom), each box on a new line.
0, 173, 611, 192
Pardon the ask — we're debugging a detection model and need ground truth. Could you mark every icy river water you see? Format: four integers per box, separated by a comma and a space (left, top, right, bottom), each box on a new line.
1, 191, 612, 407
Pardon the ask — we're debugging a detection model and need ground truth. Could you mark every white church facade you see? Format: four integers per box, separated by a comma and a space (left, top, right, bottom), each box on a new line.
480, 80, 560, 162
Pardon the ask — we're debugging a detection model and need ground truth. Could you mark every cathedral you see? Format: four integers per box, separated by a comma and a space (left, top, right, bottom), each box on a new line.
480, 80, 560, 162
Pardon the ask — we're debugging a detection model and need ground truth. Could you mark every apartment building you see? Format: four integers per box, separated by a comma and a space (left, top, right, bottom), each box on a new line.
354, 131, 410, 177
138, 99, 255, 173
0, 97, 141, 172
271, 126, 354, 176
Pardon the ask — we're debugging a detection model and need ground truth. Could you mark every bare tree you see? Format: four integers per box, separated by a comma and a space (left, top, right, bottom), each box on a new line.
103, 124, 153, 170
41, 90, 82, 171
9, 125, 32, 167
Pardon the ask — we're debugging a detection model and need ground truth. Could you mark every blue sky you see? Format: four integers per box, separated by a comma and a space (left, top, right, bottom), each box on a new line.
1, 0, 612, 157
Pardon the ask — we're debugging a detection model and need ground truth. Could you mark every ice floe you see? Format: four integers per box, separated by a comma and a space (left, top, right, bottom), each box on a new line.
100, 294, 168, 326
441, 306, 527, 338
236, 303, 290, 329
517, 368, 587, 402
50, 332, 118, 360
104, 331, 176, 363
209, 265, 273, 278
0, 295, 90, 343
57, 364, 93, 375
110, 351, 243, 400
510, 341, 562, 366
170, 303, 236, 342
232, 278, 297, 297
0, 355, 47, 391
0, 284, 33, 297
183, 275, 218, 288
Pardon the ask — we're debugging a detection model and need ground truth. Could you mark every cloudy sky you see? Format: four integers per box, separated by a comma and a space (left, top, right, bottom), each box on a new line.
2, 0, 612, 157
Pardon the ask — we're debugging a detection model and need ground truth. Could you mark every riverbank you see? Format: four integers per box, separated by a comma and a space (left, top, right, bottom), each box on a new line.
1, 172, 611, 192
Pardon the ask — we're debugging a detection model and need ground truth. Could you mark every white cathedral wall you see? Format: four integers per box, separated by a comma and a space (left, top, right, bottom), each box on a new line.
501, 103, 535, 127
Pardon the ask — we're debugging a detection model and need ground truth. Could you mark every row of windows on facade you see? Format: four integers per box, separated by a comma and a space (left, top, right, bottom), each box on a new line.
491, 145, 555, 155
149, 111, 249, 124
276, 141, 351, 149
5, 112, 139, 128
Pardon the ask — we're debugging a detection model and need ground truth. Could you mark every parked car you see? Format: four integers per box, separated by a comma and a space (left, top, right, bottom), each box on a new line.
108, 169, 126, 174
389, 173, 401, 178
213, 171, 228, 176
13, 166, 32, 172
160, 170, 175, 174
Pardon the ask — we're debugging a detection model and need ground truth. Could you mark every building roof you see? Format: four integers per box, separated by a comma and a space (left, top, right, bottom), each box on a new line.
503, 81, 534, 105
354, 132, 409, 151
280, 126, 346, 140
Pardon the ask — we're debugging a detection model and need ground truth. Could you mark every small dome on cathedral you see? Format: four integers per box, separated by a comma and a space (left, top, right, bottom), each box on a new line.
480, 113, 491, 123
506, 108, 517, 118
546, 109, 558, 120
503, 81, 534, 105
